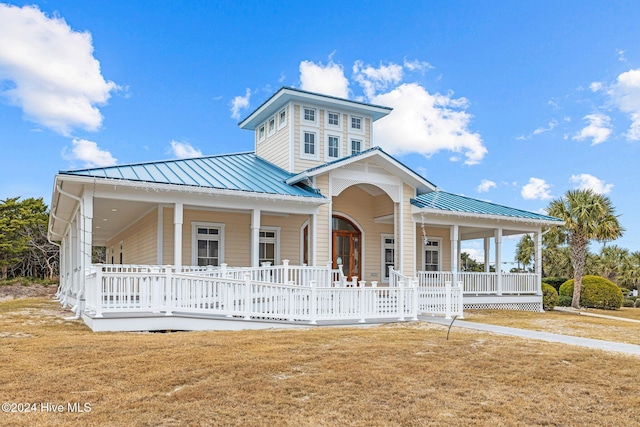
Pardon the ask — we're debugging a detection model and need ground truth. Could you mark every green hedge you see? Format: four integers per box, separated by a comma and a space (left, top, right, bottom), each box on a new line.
542, 277, 570, 292
559, 275, 623, 310
542, 283, 558, 311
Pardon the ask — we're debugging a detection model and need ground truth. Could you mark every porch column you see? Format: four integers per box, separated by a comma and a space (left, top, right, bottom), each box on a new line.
251, 209, 261, 267
157, 205, 163, 265
173, 203, 183, 267
495, 228, 502, 295
398, 202, 404, 273
483, 237, 491, 272
450, 225, 459, 286
535, 230, 543, 295
311, 211, 318, 266
81, 190, 93, 275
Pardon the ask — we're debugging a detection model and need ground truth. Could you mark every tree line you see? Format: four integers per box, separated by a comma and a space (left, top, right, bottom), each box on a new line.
0, 197, 58, 280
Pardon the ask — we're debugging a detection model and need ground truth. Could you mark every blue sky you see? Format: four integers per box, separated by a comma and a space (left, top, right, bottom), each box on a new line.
1, 1, 639, 265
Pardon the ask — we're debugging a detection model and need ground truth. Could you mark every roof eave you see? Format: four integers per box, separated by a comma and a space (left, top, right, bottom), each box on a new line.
412, 205, 565, 227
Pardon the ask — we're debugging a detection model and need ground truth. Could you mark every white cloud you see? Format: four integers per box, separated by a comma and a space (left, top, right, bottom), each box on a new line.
0, 4, 118, 135
170, 140, 202, 159
533, 119, 558, 135
477, 179, 497, 193
230, 88, 251, 120
572, 113, 612, 145
521, 177, 552, 200
403, 58, 434, 73
589, 81, 603, 92
299, 60, 349, 98
570, 173, 614, 195
353, 61, 404, 99
607, 68, 640, 140
372, 83, 487, 165
63, 138, 116, 167
617, 49, 627, 62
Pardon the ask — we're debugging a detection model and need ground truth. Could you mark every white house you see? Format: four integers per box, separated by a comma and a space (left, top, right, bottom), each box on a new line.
48, 87, 562, 331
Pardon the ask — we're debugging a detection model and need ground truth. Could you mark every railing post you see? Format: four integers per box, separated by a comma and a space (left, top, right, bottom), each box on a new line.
221, 263, 227, 278
398, 280, 405, 321
445, 281, 452, 320
309, 280, 317, 325
359, 285, 366, 323
244, 272, 252, 320
283, 259, 289, 285
165, 266, 173, 316
326, 261, 333, 287
94, 266, 103, 318
457, 281, 465, 319
411, 279, 419, 321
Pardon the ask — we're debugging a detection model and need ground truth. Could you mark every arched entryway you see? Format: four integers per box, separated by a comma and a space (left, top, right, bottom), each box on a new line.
332, 215, 361, 279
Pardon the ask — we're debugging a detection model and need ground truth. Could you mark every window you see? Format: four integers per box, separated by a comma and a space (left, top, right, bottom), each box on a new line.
268, 116, 275, 135
351, 116, 362, 130
381, 235, 394, 282
423, 239, 440, 272
328, 111, 340, 126
302, 132, 316, 157
192, 223, 224, 266
303, 107, 316, 123
258, 124, 265, 142
351, 139, 362, 155
327, 135, 340, 159
259, 228, 279, 265
278, 108, 287, 129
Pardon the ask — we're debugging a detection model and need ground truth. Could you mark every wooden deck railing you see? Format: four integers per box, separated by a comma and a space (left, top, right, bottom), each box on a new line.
84, 263, 418, 324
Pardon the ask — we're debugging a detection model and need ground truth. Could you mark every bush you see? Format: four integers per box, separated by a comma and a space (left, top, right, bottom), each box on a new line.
559, 275, 623, 310
635, 299, 640, 308
542, 282, 558, 311
542, 277, 569, 292
557, 295, 573, 307
622, 299, 635, 307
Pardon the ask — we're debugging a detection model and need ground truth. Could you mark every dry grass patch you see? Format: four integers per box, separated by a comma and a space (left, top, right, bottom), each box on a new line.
1, 298, 640, 426
465, 309, 640, 345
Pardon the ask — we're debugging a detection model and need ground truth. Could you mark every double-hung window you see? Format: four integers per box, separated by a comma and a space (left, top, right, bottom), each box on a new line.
351, 139, 362, 155
351, 116, 362, 131
303, 107, 316, 123
259, 229, 279, 265
327, 135, 340, 159
328, 111, 340, 127
304, 131, 316, 155
278, 108, 287, 129
192, 223, 224, 266
268, 117, 275, 135
423, 239, 440, 271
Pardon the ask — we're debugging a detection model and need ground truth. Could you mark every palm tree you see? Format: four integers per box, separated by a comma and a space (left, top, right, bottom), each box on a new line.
547, 189, 624, 308
515, 234, 534, 272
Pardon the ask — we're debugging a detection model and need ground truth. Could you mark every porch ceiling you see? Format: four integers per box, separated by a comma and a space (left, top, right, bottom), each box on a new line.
419, 223, 533, 240
93, 198, 157, 245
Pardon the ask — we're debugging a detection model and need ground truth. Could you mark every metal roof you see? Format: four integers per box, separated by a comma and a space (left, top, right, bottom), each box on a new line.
411, 191, 563, 222
60, 152, 324, 199
239, 86, 392, 130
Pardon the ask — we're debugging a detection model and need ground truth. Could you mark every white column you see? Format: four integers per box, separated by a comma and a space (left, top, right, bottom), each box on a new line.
173, 203, 183, 267
495, 228, 503, 295
535, 230, 543, 295
157, 205, 164, 265
450, 224, 459, 285
398, 201, 404, 273
483, 237, 491, 272
82, 190, 93, 275
311, 211, 318, 266
251, 209, 261, 267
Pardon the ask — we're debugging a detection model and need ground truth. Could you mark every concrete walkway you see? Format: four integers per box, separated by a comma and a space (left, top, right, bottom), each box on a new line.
419, 315, 640, 356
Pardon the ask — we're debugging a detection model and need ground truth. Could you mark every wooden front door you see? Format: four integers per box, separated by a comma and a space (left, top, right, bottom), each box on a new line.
332, 216, 361, 280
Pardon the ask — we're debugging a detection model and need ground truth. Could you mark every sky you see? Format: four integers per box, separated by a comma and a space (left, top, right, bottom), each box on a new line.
1, 1, 639, 266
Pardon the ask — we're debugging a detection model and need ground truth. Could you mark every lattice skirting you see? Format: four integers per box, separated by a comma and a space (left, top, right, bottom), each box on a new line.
464, 302, 543, 312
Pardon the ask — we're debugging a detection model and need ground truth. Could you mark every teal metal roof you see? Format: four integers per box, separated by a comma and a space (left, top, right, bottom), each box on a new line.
412, 191, 563, 222
60, 152, 324, 199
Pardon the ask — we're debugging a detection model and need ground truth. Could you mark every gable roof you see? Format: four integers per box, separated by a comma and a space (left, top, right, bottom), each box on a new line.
239, 86, 393, 130
411, 190, 563, 224
286, 146, 437, 194
59, 152, 324, 199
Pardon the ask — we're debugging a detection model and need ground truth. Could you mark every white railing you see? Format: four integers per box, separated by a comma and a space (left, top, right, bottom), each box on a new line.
417, 271, 538, 295
391, 267, 462, 319
84, 265, 419, 324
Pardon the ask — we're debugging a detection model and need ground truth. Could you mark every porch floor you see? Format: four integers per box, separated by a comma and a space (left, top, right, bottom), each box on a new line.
81, 310, 416, 332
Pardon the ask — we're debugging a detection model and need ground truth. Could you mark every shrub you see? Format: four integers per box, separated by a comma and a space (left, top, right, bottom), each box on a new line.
635, 299, 640, 308
557, 295, 573, 307
542, 283, 558, 311
622, 299, 634, 307
542, 277, 569, 292
559, 275, 623, 310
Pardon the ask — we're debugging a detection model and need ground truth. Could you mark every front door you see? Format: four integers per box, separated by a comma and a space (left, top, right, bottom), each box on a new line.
332, 216, 361, 280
